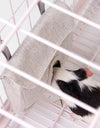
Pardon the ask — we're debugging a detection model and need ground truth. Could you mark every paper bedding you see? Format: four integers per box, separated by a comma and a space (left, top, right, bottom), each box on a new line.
1, 0, 74, 114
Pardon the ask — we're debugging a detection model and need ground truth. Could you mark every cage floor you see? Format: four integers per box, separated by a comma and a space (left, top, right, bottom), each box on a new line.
0, 0, 100, 128
5, 92, 88, 128
65, 0, 100, 82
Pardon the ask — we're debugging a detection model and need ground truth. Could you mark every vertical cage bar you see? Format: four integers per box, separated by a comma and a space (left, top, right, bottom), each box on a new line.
0, 0, 25, 33
90, 46, 100, 62
50, 104, 66, 128
0, 0, 39, 52
9, 0, 20, 45
0, 97, 3, 108
26, 0, 32, 29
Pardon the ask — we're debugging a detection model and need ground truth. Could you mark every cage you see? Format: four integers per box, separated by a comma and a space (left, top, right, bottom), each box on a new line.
0, 0, 100, 128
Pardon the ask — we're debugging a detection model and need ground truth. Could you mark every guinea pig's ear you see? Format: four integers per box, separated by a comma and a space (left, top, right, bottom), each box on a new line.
53, 60, 61, 68
73, 68, 87, 81
56, 80, 67, 91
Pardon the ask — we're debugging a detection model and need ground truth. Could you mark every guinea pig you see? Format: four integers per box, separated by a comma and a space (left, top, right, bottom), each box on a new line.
52, 60, 100, 127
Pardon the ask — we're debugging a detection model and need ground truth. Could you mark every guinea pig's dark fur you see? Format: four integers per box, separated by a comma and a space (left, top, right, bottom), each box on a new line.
52, 60, 100, 127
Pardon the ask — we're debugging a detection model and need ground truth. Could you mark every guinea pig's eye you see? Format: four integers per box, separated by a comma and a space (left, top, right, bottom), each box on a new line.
65, 69, 71, 71
73, 68, 87, 81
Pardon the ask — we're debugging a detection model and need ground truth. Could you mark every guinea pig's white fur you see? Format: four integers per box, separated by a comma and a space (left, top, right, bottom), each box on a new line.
51, 67, 100, 128
52, 67, 78, 108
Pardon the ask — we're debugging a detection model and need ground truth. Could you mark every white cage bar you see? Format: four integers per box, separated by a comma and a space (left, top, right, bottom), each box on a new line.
9, 0, 21, 45
0, 0, 100, 128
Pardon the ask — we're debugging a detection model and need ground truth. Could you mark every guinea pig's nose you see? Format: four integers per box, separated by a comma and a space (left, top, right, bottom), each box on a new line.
85, 67, 93, 77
